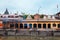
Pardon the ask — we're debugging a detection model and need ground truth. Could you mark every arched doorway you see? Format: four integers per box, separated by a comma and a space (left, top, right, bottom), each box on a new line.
38, 24, 41, 28
48, 24, 51, 29
33, 24, 37, 28
10, 23, 14, 29
15, 23, 18, 28
29, 24, 32, 28
53, 24, 56, 27
20, 23, 23, 29
58, 24, 60, 28
24, 24, 27, 29
43, 24, 46, 29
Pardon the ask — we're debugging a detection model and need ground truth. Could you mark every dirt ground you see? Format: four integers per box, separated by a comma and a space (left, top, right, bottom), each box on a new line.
0, 36, 60, 40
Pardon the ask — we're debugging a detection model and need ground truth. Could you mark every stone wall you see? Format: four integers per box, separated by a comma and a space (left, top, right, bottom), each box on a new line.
0, 29, 60, 36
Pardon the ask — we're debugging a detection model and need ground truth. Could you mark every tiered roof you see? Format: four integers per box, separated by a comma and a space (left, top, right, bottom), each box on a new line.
4, 9, 9, 15
26, 15, 32, 19
0, 9, 60, 21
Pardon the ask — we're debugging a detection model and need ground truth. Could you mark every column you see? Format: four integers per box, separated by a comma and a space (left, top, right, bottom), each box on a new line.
32, 23, 33, 28
22, 23, 24, 29
46, 23, 48, 29
51, 23, 53, 29
9, 22, 11, 29
18, 22, 20, 29
8, 23, 10, 29
36, 23, 38, 29
37, 23, 38, 29
27, 23, 29, 29
9, 23, 10, 29
56, 23, 58, 29
41, 23, 43, 29
14, 22, 15, 29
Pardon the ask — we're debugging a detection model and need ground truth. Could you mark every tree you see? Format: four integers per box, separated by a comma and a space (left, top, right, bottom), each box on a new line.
40, 15, 44, 18
30, 15, 34, 19
21, 12, 28, 19
23, 15, 28, 19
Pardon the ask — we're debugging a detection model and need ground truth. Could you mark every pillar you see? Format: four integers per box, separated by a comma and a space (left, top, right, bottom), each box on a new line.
56, 23, 57, 28
56, 23, 58, 29
41, 23, 43, 29
51, 23, 53, 29
46, 23, 48, 29
36, 23, 38, 29
32, 23, 33, 28
14, 22, 15, 29
23, 23, 24, 29
18, 22, 20, 29
27, 23, 29, 29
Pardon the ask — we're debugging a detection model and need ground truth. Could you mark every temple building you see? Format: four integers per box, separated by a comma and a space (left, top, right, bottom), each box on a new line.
0, 9, 60, 31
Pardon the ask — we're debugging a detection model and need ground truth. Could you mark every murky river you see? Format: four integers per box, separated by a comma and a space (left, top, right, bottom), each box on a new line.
0, 36, 60, 40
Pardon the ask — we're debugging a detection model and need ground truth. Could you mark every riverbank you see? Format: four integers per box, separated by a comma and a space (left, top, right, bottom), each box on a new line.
0, 29, 60, 36
0, 36, 60, 40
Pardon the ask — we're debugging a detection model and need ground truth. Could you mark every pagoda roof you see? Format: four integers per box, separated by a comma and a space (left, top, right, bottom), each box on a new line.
4, 9, 9, 15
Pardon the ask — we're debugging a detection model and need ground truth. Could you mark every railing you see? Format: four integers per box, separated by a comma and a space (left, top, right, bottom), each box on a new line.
0, 18, 20, 20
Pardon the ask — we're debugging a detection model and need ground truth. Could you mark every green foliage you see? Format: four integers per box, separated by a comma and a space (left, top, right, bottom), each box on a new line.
40, 15, 44, 18
21, 12, 44, 19
23, 15, 28, 19
30, 15, 34, 19
21, 12, 28, 19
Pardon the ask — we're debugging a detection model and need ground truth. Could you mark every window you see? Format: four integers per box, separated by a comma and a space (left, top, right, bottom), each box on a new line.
10, 24, 14, 28
15, 16, 18, 18
58, 24, 60, 28
15, 23, 18, 28
48, 24, 51, 28
38, 24, 41, 28
10, 16, 14, 18
20, 23, 23, 28
8, 16, 10, 18
43, 24, 46, 28
24, 24, 27, 29
53, 24, 56, 27
1, 16, 3, 18
29, 24, 32, 28
4, 16, 6, 18
33, 24, 37, 28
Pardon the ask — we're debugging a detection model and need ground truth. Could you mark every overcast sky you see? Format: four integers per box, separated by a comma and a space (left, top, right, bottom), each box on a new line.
0, 0, 60, 15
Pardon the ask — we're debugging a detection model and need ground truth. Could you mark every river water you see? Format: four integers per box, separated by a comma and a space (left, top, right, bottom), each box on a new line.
0, 36, 60, 40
